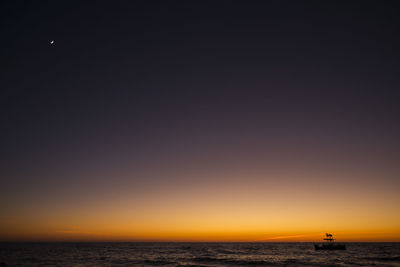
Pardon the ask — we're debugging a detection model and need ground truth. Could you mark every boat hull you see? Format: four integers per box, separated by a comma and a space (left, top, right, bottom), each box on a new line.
314, 244, 346, 250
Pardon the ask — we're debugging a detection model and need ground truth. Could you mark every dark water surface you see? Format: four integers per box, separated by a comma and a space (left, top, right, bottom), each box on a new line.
0, 242, 399, 266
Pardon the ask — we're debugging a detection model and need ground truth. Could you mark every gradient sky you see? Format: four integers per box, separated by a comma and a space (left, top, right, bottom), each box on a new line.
1, 0, 400, 242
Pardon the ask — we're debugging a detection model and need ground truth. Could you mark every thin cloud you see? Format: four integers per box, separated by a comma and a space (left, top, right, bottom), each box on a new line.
255, 234, 320, 241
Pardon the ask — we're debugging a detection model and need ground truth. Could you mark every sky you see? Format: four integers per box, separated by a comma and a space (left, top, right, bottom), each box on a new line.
1, 0, 400, 242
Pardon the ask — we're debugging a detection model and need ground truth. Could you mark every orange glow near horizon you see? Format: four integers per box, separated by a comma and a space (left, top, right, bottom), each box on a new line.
1, 168, 399, 242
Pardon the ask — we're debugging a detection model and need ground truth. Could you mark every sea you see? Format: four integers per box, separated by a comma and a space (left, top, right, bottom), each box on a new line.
0, 242, 399, 266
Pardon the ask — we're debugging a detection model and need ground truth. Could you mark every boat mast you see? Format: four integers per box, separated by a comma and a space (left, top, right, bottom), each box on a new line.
323, 233, 335, 242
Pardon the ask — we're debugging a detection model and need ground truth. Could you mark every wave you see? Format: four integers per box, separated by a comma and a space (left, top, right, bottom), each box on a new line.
2, 242, 399, 266
192, 256, 311, 266
191, 256, 336, 266
193, 256, 270, 265
142, 259, 176, 265
109, 258, 176, 266
361, 255, 400, 262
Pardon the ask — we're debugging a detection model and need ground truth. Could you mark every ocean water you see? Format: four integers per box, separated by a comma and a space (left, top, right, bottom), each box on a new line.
0, 242, 399, 266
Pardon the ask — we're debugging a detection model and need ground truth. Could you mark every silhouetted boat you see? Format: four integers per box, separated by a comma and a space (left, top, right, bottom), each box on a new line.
314, 233, 346, 250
